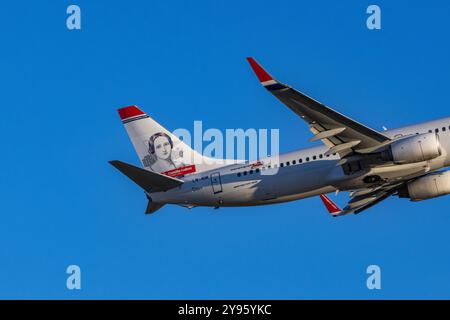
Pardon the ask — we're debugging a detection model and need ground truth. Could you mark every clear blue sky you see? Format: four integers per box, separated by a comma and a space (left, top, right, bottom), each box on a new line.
1, 0, 450, 299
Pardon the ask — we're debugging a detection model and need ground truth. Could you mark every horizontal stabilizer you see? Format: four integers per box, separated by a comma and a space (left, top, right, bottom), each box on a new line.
109, 160, 183, 193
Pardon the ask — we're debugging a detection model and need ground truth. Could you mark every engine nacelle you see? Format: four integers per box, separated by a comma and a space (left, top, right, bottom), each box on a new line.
398, 171, 450, 201
382, 132, 441, 164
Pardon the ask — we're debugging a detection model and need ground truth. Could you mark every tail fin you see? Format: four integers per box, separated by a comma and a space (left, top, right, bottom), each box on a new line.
118, 106, 206, 178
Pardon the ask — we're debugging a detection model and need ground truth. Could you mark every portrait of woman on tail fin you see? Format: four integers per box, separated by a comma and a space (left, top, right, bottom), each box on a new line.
142, 132, 186, 173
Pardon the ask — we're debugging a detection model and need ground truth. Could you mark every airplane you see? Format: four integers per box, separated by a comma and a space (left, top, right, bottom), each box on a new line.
110, 57, 450, 217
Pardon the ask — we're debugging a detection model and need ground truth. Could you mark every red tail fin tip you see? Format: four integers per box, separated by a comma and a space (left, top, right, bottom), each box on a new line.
117, 105, 145, 121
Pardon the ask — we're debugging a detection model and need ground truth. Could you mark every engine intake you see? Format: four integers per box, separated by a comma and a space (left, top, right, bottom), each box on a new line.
382, 132, 441, 164
398, 171, 450, 201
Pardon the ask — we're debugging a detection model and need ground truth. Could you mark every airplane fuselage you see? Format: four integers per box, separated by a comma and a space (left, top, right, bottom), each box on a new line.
150, 117, 450, 208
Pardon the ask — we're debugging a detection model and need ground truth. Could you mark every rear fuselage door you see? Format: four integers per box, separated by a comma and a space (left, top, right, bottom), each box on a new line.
210, 172, 223, 194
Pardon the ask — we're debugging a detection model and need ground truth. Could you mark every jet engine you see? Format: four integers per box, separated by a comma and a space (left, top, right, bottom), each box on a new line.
398, 171, 450, 201
381, 132, 441, 164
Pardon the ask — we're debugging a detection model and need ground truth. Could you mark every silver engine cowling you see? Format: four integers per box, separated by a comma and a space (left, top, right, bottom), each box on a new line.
382, 132, 441, 164
398, 171, 450, 201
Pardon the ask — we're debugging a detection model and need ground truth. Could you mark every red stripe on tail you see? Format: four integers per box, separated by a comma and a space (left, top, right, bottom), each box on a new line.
118, 105, 145, 121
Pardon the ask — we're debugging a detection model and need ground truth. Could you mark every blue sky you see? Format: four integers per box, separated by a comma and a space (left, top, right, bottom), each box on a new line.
1, 0, 450, 299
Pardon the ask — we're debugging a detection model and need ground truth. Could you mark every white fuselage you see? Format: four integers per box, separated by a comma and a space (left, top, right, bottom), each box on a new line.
150, 117, 450, 208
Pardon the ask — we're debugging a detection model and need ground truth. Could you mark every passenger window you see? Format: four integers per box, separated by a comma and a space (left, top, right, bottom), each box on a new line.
280, 163, 284, 168
299, 159, 303, 163
243, 171, 247, 176
292, 160, 296, 165
443, 127, 446, 132
306, 157, 310, 162
237, 172, 241, 177
286, 161, 290, 166
256, 168, 260, 173
313, 155, 317, 160
319, 154, 323, 159
435, 128, 439, 133
429, 129, 432, 133
249, 170, 254, 174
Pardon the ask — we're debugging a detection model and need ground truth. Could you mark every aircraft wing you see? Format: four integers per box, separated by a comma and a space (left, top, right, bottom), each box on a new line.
247, 58, 391, 157
320, 182, 403, 217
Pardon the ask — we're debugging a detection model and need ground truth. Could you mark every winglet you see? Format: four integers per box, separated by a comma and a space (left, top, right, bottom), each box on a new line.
247, 57, 274, 82
319, 194, 342, 217
246, 57, 287, 91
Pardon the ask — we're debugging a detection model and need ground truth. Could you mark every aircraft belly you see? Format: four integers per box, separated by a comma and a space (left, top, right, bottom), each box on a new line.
267, 162, 340, 197
222, 162, 340, 206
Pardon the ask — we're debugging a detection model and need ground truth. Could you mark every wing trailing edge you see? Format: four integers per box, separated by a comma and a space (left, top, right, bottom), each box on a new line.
246, 57, 391, 157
